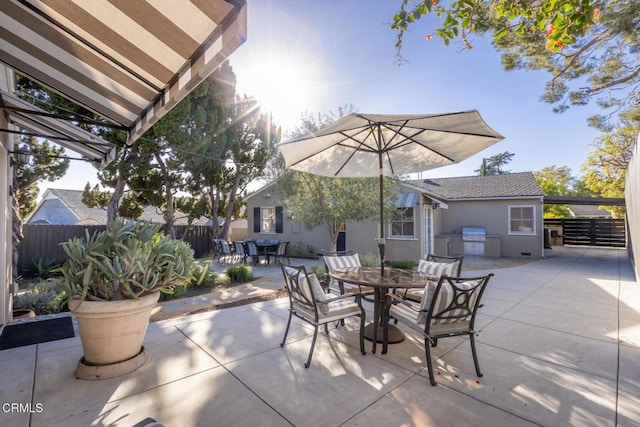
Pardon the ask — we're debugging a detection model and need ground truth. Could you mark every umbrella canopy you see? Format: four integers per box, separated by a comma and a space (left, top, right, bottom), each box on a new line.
280, 111, 504, 178
278, 111, 504, 263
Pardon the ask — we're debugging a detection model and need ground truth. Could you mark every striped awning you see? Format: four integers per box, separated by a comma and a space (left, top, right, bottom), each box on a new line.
396, 192, 419, 208
0, 0, 247, 145
1, 89, 116, 166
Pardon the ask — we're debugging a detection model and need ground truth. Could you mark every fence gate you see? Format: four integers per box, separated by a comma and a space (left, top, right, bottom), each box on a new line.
544, 218, 626, 247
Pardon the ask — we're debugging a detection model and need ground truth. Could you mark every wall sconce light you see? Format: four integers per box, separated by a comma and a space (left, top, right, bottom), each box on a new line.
264, 193, 271, 198
432, 203, 439, 210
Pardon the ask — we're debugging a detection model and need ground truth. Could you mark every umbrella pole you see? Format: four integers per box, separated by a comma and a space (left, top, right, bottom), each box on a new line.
378, 157, 385, 274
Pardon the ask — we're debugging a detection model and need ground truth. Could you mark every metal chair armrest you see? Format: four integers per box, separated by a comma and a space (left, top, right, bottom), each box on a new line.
322, 291, 361, 303
384, 293, 421, 313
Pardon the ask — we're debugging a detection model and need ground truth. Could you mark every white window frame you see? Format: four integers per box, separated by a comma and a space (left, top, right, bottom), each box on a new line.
261, 206, 276, 233
389, 206, 416, 239
509, 205, 536, 235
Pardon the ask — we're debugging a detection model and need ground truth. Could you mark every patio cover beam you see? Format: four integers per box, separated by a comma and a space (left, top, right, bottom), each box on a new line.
1, 89, 115, 167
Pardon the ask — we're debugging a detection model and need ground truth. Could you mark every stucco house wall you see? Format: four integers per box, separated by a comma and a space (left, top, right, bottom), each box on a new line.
438, 198, 543, 258
245, 187, 333, 255
246, 172, 544, 262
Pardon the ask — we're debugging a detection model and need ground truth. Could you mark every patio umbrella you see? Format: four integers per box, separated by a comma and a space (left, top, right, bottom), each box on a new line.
278, 111, 504, 266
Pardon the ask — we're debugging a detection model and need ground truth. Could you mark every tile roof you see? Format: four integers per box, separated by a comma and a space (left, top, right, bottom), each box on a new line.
409, 172, 543, 200
47, 189, 107, 225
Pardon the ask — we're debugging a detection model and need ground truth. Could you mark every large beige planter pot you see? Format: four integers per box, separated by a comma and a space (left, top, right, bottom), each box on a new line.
69, 292, 160, 380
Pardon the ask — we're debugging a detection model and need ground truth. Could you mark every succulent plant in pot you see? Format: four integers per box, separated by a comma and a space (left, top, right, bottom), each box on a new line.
57, 218, 194, 380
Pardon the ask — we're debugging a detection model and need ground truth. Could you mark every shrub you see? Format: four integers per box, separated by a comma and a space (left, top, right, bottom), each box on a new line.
310, 264, 328, 282
31, 258, 60, 280
225, 264, 254, 283
291, 241, 304, 255
388, 260, 416, 270
359, 252, 381, 267
191, 263, 217, 288
13, 279, 66, 315
57, 218, 195, 302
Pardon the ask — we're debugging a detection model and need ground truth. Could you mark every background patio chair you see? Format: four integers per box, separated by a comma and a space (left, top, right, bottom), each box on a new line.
217, 240, 233, 263
383, 273, 493, 385
279, 262, 366, 368
245, 241, 261, 265
267, 241, 290, 264
400, 254, 464, 302
233, 241, 247, 263
212, 239, 223, 261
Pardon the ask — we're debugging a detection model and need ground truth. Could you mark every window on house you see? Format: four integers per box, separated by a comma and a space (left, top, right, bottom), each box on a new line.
390, 207, 415, 238
509, 205, 535, 235
261, 207, 276, 233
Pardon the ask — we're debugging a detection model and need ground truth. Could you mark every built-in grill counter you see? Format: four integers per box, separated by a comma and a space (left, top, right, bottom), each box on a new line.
434, 228, 501, 257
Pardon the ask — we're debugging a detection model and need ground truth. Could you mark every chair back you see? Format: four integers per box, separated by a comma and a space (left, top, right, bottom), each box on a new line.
220, 240, 232, 255
276, 241, 288, 256
322, 252, 361, 290
425, 254, 464, 276
419, 254, 463, 278
246, 241, 259, 256
233, 241, 246, 255
321, 250, 354, 257
280, 263, 328, 316
322, 253, 360, 270
213, 239, 223, 254
419, 274, 493, 328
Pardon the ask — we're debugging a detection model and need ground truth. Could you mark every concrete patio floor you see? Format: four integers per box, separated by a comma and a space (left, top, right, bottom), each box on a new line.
1, 246, 638, 426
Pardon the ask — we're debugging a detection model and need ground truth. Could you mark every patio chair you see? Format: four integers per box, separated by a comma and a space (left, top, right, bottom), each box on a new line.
280, 262, 366, 368
212, 239, 223, 261
322, 251, 373, 297
267, 241, 290, 264
400, 254, 464, 302
233, 241, 247, 263
382, 273, 493, 385
245, 241, 261, 265
217, 240, 233, 263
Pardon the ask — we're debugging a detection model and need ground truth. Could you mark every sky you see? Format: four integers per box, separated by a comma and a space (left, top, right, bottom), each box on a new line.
46, 0, 605, 195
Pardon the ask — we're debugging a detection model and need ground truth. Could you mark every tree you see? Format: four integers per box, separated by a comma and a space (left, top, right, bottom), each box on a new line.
84, 62, 276, 238
581, 121, 637, 217
392, 1, 640, 127
534, 166, 575, 218
175, 63, 277, 239
11, 137, 69, 277
475, 151, 514, 175
279, 172, 397, 251
277, 106, 398, 250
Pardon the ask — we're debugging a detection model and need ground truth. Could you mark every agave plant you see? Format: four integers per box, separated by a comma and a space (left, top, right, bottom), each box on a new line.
58, 218, 195, 302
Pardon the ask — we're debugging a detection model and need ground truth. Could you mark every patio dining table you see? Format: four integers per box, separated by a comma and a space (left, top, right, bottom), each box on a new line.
329, 267, 434, 354
247, 240, 280, 265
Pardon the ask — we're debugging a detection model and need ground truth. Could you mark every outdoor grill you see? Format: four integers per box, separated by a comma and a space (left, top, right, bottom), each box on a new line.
461, 227, 486, 256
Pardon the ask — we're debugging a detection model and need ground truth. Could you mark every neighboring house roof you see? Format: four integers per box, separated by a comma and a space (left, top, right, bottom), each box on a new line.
409, 172, 543, 200
568, 205, 612, 218
38, 188, 106, 224
245, 180, 278, 201
28, 189, 212, 226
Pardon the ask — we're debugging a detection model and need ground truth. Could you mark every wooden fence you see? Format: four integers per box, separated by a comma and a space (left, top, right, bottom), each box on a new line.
18, 224, 214, 276
544, 218, 626, 248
